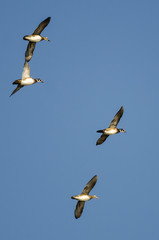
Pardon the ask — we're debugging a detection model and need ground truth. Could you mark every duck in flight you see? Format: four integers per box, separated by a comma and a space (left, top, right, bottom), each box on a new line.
23, 17, 51, 62
71, 175, 98, 219
10, 61, 43, 97
96, 106, 126, 145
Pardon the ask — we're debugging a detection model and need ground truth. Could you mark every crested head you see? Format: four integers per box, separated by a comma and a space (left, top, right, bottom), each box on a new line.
91, 195, 99, 199
119, 128, 126, 133
35, 78, 43, 83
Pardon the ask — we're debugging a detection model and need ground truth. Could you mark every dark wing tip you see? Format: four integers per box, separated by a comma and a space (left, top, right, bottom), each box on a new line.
45, 17, 51, 23
90, 175, 98, 183
119, 106, 124, 115
119, 106, 124, 117
75, 215, 80, 219
121, 106, 124, 111
9, 91, 15, 97
75, 213, 80, 219
9, 90, 15, 97
96, 138, 104, 145
93, 175, 98, 179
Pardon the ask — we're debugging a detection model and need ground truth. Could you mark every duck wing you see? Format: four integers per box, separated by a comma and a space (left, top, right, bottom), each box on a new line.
82, 175, 97, 194
96, 134, 109, 145
33, 17, 51, 35
25, 42, 36, 62
10, 85, 24, 97
109, 106, 124, 128
22, 61, 30, 79
74, 201, 85, 219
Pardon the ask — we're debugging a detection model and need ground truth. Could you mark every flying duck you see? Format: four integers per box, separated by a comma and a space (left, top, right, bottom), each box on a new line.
96, 106, 126, 145
10, 61, 43, 97
71, 175, 98, 219
23, 17, 51, 62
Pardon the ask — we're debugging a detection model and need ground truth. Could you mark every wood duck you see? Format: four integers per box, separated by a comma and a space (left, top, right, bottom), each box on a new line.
96, 106, 126, 145
10, 61, 43, 97
23, 17, 51, 62
71, 175, 98, 219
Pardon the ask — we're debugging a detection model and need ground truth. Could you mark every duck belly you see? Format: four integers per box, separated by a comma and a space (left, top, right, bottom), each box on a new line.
24, 35, 42, 42
21, 78, 35, 86
104, 128, 118, 135
73, 195, 90, 201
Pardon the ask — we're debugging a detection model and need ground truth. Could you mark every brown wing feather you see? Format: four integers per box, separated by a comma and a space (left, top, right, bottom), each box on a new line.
10, 85, 24, 97
109, 106, 124, 128
74, 201, 85, 219
82, 175, 97, 194
25, 42, 36, 62
96, 134, 109, 145
33, 17, 51, 35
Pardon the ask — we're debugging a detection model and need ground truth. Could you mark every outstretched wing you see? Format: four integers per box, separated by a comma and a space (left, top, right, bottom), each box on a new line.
82, 175, 97, 194
33, 17, 51, 35
74, 201, 85, 219
109, 106, 124, 128
96, 134, 109, 145
10, 85, 24, 97
25, 42, 36, 62
22, 61, 30, 79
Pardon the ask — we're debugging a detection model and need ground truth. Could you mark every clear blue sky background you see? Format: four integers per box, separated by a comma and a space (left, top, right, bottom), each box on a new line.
1, 0, 159, 239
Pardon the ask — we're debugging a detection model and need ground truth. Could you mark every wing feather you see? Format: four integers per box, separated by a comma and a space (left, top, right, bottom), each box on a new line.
96, 134, 109, 145
10, 85, 24, 97
33, 17, 51, 35
74, 201, 85, 219
109, 106, 124, 128
25, 42, 36, 62
82, 175, 97, 194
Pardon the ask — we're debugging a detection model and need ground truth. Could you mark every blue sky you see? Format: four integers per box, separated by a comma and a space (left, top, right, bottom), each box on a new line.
1, 0, 159, 239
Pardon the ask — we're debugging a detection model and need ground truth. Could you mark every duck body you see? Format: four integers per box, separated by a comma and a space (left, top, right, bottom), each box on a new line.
71, 194, 98, 201
23, 35, 49, 42
23, 35, 43, 42
97, 127, 125, 135
102, 127, 119, 135
13, 77, 41, 86
20, 77, 36, 85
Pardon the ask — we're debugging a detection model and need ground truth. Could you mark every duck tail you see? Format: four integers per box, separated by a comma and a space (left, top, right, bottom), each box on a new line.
96, 130, 104, 133
12, 80, 20, 85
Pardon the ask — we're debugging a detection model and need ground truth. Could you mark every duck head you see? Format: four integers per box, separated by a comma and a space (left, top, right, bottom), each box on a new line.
36, 78, 43, 83
91, 195, 99, 199
119, 128, 126, 133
